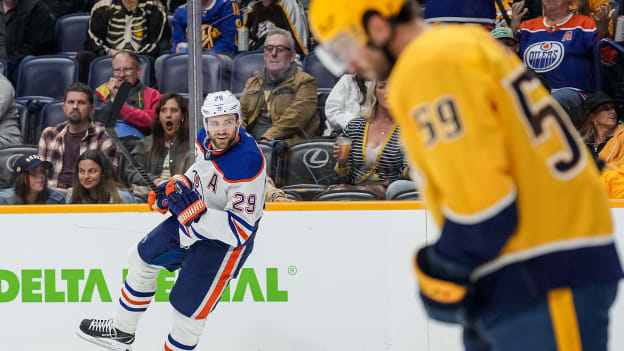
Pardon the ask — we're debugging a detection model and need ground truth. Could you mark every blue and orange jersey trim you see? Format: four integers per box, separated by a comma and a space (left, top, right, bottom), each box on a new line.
519, 14, 596, 33
209, 128, 265, 183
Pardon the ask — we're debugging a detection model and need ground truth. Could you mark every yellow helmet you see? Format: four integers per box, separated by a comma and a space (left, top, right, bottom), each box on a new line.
308, 0, 406, 46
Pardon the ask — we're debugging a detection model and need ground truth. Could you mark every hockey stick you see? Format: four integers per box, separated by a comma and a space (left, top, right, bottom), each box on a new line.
495, 0, 513, 27
104, 81, 163, 196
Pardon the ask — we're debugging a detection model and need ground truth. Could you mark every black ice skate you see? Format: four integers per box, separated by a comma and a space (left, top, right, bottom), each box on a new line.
76, 318, 135, 351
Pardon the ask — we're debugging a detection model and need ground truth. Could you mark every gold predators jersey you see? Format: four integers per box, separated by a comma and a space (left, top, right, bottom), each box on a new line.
388, 25, 622, 311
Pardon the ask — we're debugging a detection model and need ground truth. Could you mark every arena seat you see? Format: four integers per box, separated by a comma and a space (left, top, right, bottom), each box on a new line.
0, 145, 39, 189
302, 52, 340, 90
316, 88, 332, 135
257, 141, 275, 179
15, 55, 78, 99
282, 190, 304, 201
278, 139, 337, 200
313, 189, 380, 201
15, 102, 29, 145
154, 53, 171, 87
156, 53, 232, 95
88, 55, 152, 91
229, 51, 264, 96
387, 189, 420, 201
54, 13, 90, 54
15, 96, 55, 145
35, 101, 67, 144
0, 58, 6, 76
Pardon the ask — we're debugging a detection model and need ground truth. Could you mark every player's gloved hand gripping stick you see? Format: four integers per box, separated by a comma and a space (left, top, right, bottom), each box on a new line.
103, 82, 167, 211
165, 174, 207, 225
414, 245, 476, 324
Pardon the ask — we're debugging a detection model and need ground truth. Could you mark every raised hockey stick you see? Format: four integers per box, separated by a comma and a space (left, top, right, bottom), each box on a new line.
104, 81, 163, 196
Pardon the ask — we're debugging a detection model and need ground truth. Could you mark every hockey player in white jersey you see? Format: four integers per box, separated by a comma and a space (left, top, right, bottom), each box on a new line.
77, 91, 267, 351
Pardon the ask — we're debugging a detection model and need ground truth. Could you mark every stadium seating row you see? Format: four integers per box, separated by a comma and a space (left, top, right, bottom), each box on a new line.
0, 141, 418, 201
5, 50, 337, 99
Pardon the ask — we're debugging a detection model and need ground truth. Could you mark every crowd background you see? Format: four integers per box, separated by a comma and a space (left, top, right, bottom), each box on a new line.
1, 0, 624, 204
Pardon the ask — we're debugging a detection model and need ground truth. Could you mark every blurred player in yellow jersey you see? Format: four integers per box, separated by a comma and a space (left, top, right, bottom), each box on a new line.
309, 1, 623, 350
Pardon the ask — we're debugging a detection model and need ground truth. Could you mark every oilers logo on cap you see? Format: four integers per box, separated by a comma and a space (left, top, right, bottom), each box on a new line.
523, 41, 564, 73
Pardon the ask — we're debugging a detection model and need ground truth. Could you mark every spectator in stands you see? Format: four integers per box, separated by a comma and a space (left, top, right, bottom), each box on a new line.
573, 0, 614, 37
124, 93, 191, 201
0, 0, 55, 80
93, 50, 161, 151
67, 149, 135, 203
333, 80, 411, 200
602, 162, 624, 198
424, 0, 496, 28
266, 177, 294, 201
0, 153, 65, 204
76, 0, 170, 82
38, 82, 117, 197
171, 0, 241, 56
496, 0, 543, 27
490, 26, 519, 54
240, 28, 319, 145
490, 26, 552, 90
0, 74, 22, 148
579, 91, 624, 169
323, 73, 371, 136
243, 0, 309, 59
163, 0, 185, 14
514, 0, 598, 126
41, 0, 88, 19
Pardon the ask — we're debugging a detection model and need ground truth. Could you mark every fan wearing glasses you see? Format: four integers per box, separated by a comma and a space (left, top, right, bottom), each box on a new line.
579, 91, 624, 169
93, 50, 162, 152
239, 28, 319, 145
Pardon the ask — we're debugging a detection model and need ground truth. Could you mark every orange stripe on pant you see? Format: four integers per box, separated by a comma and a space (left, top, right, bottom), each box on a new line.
195, 246, 243, 319
164, 342, 173, 351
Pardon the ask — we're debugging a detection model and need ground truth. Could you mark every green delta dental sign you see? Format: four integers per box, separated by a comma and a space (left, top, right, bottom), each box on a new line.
0, 267, 288, 303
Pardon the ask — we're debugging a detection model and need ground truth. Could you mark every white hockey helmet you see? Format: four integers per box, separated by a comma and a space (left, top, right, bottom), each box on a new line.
201, 90, 241, 131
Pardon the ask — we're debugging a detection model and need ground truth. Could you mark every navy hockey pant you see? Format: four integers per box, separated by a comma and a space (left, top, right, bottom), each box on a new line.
463, 282, 619, 351
136, 216, 254, 318
114, 216, 254, 350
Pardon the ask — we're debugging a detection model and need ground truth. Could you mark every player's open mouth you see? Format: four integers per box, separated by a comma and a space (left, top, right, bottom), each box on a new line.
165, 121, 174, 131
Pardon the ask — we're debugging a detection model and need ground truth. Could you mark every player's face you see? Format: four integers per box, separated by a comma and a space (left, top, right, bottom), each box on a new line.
63, 92, 94, 125
112, 54, 141, 85
28, 165, 47, 194
206, 114, 240, 150
264, 34, 295, 77
78, 159, 102, 191
345, 44, 392, 82
591, 103, 618, 130
159, 98, 183, 140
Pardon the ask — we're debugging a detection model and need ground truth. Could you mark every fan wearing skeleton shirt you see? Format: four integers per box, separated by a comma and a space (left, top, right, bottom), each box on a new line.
85, 0, 170, 59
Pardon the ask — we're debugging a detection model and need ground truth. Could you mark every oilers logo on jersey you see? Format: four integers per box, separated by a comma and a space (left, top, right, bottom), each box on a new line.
523, 41, 565, 73
192, 170, 204, 199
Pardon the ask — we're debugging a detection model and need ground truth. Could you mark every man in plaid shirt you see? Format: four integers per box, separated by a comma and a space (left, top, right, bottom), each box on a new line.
38, 82, 117, 197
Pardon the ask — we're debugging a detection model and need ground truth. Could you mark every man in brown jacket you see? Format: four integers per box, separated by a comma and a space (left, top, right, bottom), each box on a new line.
240, 28, 319, 145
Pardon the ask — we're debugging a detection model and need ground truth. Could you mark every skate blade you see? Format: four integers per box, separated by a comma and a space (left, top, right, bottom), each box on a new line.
76, 330, 132, 351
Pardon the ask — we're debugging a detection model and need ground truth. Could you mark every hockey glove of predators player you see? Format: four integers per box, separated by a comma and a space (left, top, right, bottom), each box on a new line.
148, 181, 170, 214
414, 245, 476, 324
166, 174, 207, 225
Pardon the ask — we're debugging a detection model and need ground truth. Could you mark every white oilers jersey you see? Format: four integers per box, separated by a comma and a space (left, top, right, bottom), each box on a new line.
181, 127, 267, 248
